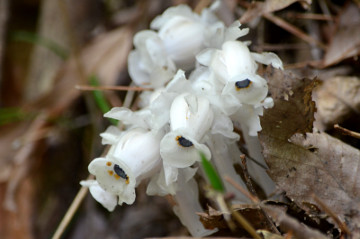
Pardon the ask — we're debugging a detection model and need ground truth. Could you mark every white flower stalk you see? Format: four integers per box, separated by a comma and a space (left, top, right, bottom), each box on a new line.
80, 180, 117, 211
236, 122, 276, 197
88, 128, 162, 205
171, 170, 217, 237
206, 134, 251, 203
147, 167, 197, 196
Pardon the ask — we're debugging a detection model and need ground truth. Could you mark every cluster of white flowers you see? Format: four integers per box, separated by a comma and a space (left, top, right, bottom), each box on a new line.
81, 2, 283, 237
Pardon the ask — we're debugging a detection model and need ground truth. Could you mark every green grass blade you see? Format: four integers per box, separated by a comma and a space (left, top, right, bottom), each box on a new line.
0, 107, 30, 125
200, 151, 224, 192
10, 31, 69, 60
89, 75, 118, 125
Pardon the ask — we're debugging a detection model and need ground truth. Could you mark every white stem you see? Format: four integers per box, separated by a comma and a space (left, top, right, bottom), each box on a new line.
173, 176, 217, 237
207, 134, 251, 203
240, 124, 276, 197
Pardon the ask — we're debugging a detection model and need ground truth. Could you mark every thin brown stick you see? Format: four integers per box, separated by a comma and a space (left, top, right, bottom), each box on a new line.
231, 210, 262, 239
224, 175, 259, 203
334, 124, 360, 139
75, 84, 153, 92
263, 13, 327, 50
194, 0, 212, 14
52, 175, 94, 239
285, 12, 334, 21
312, 194, 350, 235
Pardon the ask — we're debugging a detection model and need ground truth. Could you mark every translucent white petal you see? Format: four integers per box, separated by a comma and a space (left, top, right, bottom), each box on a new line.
224, 21, 249, 41
104, 107, 151, 129
150, 5, 196, 30
211, 109, 240, 141
169, 93, 214, 140
251, 52, 283, 69
165, 70, 192, 93
109, 128, 162, 181
149, 91, 178, 130
163, 164, 179, 186
100, 126, 122, 145
161, 18, 204, 68
231, 105, 263, 136
173, 178, 217, 237
221, 41, 257, 76
127, 51, 151, 86
196, 48, 217, 67
80, 180, 117, 211
147, 166, 177, 196
160, 131, 211, 168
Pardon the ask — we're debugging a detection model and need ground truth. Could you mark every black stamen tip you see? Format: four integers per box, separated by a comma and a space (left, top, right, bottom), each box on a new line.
235, 79, 251, 90
176, 136, 193, 147
114, 164, 128, 179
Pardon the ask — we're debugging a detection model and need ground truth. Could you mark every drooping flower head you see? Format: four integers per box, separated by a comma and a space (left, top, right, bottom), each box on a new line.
87, 127, 162, 206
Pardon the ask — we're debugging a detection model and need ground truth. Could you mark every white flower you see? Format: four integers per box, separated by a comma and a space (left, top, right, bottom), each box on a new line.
197, 41, 258, 85
88, 156, 136, 205
160, 93, 213, 185
104, 107, 152, 129
88, 128, 162, 205
222, 72, 268, 105
170, 93, 214, 139
150, 4, 226, 70
151, 5, 207, 69
80, 180, 117, 211
128, 30, 176, 88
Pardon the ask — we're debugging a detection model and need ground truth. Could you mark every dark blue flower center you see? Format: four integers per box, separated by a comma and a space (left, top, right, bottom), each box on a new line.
114, 164, 128, 179
176, 136, 193, 147
235, 79, 251, 90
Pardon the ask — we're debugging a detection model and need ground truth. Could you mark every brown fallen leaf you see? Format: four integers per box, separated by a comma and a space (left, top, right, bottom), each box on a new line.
314, 76, 360, 130
287, 132, 360, 216
198, 205, 275, 233
259, 67, 360, 236
262, 205, 328, 239
260, 66, 317, 140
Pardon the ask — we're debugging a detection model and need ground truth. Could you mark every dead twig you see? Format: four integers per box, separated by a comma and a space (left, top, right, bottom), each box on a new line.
312, 194, 351, 235
263, 13, 327, 50
52, 175, 93, 239
334, 124, 360, 139
75, 84, 153, 92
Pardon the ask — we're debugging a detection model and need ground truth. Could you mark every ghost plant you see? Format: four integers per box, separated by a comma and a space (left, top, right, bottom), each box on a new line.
81, 1, 283, 237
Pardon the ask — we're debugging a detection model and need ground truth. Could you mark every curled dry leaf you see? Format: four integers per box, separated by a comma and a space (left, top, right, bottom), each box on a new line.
321, 3, 360, 67
262, 205, 328, 239
260, 66, 317, 140
240, 0, 312, 23
314, 76, 360, 130
259, 67, 360, 235
198, 205, 275, 233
